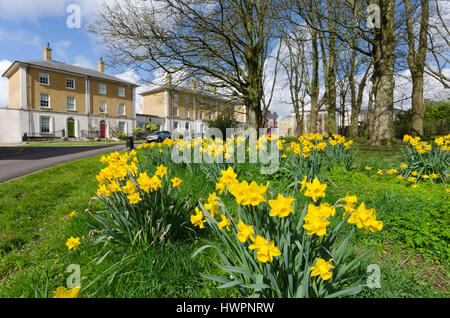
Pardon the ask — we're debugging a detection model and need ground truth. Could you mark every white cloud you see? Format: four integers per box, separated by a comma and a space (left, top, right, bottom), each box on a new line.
53, 40, 72, 60
0, 28, 43, 49
73, 55, 95, 69
0, 60, 12, 107
0, 0, 106, 23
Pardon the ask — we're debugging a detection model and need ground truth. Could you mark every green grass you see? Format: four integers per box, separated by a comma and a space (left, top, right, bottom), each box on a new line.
0, 139, 448, 298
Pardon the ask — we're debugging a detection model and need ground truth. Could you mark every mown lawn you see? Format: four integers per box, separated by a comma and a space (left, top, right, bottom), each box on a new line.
0, 139, 448, 298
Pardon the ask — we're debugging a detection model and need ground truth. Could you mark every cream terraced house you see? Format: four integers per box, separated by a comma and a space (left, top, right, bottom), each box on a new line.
138, 77, 248, 135
0, 43, 138, 144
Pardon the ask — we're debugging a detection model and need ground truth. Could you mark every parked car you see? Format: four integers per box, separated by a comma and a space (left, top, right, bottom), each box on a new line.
147, 131, 172, 143
183, 133, 205, 140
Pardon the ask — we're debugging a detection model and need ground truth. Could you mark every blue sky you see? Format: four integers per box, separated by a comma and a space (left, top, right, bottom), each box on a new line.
0, 0, 449, 114
0, 0, 145, 107
0, 0, 109, 71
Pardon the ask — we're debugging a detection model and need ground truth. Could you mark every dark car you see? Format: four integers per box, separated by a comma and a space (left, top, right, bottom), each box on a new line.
146, 131, 172, 143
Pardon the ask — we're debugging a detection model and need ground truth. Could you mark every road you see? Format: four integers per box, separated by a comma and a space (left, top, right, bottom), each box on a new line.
0, 145, 127, 183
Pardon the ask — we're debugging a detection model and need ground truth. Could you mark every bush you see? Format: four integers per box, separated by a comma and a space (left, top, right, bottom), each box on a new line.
133, 128, 146, 140
117, 132, 127, 140
206, 114, 238, 138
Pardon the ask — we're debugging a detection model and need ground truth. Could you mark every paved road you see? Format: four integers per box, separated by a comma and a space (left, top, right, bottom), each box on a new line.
0, 145, 127, 183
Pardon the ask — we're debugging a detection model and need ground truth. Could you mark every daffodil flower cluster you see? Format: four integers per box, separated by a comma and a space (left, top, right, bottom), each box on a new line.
96, 151, 176, 205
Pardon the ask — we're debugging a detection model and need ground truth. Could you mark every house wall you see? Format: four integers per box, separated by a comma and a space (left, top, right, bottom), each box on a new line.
7, 70, 21, 109
0, 108, 23, 143
27, 67, 87, 114
141, 92, 166, 117
89, 78, 133, 118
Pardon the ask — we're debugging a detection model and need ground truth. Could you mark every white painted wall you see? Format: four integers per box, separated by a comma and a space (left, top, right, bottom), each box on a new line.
0, 108, 23, 144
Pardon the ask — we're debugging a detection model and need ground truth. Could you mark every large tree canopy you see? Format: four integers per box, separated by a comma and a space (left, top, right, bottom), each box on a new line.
89, 0, 282, 130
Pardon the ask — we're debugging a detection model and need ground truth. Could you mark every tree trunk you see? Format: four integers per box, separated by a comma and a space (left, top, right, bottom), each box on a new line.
405, 0, 429, 137
411, 75, 426, 136
370, 0, 396, 146
367, 82, 375, 142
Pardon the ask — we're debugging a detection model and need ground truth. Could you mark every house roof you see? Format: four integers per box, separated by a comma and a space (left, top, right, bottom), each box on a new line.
266, 111, 278, 119
2, 60, 138, 86
140, 84, 242, 104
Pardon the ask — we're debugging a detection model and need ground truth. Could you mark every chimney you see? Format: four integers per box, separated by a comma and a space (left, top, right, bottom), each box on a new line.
190, 80, 197, 90
210, 86, 217, 94
97, 57, 105, 73
44, 42, 52, 61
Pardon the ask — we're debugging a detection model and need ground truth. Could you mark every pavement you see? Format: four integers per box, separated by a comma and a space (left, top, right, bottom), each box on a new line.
0, 144, 127, 183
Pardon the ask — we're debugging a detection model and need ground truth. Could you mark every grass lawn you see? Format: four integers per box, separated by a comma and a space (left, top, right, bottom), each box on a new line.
0, 139, 448, 298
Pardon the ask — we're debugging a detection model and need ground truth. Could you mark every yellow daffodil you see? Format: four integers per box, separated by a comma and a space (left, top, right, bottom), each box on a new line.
217, 214, 231, 231
347, 203, 383, 234
248, 235, 281, 263
68, 211, 76, 218
236, 221, 254, 243
53, 286, 81, 298
304, 178, 327, 202
191, 207, 206, 229
155, 164, 168, 178
408, 177, 417, 183
268, 194, 296, 218
127, 192, 142, 204
400, 163, 408, 169
204, 192, 220, 217
170, 177, 183, 187
310, 258, 334, 281
66, 236, 81, 251
122, 180, 137, 195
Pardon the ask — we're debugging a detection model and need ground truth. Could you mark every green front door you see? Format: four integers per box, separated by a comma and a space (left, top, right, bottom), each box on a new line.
68, 120, 75, 137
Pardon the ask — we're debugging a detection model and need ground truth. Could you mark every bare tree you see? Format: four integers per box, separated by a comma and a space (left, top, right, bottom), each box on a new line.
424, 0, 450, 88
89, 0, 281, 130
404, 0, 429, 137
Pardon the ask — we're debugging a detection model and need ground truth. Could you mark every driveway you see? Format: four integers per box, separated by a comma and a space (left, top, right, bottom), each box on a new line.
0, 144, 127, 183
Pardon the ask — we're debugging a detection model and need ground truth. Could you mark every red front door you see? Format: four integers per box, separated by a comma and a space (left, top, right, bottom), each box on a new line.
100, 122, 106, 138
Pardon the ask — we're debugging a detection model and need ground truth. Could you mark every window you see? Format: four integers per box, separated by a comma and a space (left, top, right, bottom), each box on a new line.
185, 96, 190, 104
118, 121, 126, 134
66, 78, 75, 89
173, 106, 178, 117
199, 111, 204, 120
173, 94, 179, 102
174, 121, 179, 129
99, 101, 107, 113
185, 122, 189, 130
199, 99, 204, 106
40, 93, 50, 108
39, 73, 49, 85
118, 103, 125, 115
99, 84, 106, 94
118, 87, 125, 97
185, 109, 189, 118
40, 116, 50, 133
67, 97, 75, 111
